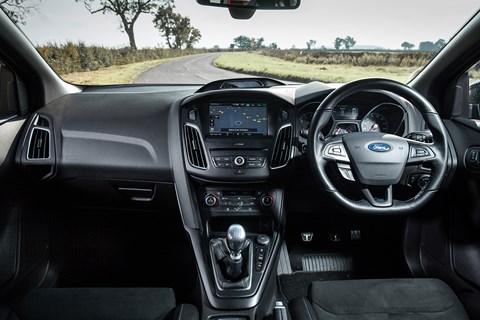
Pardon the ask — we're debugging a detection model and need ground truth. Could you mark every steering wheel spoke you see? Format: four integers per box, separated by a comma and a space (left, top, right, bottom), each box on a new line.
361, 185, 393, 207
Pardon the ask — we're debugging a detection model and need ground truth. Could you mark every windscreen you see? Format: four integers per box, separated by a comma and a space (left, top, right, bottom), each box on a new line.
3, 1, 479, 85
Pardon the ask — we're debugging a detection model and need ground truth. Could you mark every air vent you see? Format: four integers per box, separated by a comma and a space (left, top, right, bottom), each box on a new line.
184, 124, 208, 169
35, 115, 50, 127
271, 124, 293, 169
27, 128, 50, 160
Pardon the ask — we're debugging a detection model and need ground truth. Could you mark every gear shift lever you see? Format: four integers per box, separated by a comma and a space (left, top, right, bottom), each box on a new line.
209, 223, 252, 287
227, 224, 246, 261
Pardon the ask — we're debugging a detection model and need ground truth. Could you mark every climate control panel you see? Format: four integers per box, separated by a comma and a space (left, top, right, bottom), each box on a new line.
203, 190, 275, 213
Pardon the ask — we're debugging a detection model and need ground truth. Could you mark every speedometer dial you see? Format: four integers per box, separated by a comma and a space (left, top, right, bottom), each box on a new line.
361, 112, 388, 133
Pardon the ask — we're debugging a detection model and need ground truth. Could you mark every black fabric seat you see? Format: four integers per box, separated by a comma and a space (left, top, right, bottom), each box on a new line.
0, 288, 198, 320
289, 278, 469, 320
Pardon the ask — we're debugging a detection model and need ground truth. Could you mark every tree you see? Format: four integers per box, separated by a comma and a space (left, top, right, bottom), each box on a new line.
250, 37, 264, 49
269, 42, 278, 49
306, 39, 316, 50
401, 41, 415, 50
233, 35, 253, 50
334, 37, 344, 50
153, 3, 201, 49
419, 41, 436, 51
419, 39, 446, 52
232, 36, 264, 50
344, 36, 356, 50
435, 39, 446, 49
76, 0, 162, 50
0, 0, 38, 24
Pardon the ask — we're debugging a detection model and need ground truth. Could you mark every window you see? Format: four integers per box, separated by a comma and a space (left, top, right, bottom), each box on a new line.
0, 62, 20, 121
468, 61, 480, 119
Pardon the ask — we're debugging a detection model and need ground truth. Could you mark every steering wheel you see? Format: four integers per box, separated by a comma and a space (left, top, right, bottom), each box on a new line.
308, 78, 448, 214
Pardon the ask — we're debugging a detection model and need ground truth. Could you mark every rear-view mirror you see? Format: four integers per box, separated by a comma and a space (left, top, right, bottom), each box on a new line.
196, 0, 300, 10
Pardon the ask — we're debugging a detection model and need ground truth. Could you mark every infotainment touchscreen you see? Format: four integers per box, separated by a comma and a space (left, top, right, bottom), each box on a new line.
209, 102, 268, 136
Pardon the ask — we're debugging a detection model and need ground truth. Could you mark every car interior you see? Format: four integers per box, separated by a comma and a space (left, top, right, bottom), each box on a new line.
1, 1, 480, 320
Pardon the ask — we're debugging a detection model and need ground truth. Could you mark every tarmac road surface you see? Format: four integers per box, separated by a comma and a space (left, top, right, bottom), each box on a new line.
134, 53, 253, 84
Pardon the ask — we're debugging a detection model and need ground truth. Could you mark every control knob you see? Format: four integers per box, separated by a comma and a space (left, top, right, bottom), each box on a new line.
234, 156, 245, 166
204, 194, 218, 207
260, 194, 274, 207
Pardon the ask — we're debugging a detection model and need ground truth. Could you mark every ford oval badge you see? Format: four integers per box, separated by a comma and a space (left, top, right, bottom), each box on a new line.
368, 143, 391, 152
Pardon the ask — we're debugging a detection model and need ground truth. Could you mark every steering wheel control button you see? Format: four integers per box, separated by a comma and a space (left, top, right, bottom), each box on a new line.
417, 174, 431, 189
234, 156, 246, 166
410, 146, 433, 158
325, 144, 350, 161
407, 173, 420, 187
204, 194, 218, 207
260, 194, 274, 207
256, 234, 270, 246
337, 163, 355, 181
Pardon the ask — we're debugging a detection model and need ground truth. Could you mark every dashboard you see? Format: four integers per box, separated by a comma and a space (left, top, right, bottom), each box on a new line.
16, 81, 422, 186
13, 78, 431, 311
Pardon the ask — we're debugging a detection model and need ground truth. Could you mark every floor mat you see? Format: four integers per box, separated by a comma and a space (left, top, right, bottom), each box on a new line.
302, 253, 353, 272
278, 271, 352, 301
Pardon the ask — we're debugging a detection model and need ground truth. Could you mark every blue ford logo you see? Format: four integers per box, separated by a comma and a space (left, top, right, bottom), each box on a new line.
368, 143, 391, 152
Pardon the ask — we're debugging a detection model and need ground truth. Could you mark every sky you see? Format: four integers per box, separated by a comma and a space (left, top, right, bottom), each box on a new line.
18, 0, 480, 50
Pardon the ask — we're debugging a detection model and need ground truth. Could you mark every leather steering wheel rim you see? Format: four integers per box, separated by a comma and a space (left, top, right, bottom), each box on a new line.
307, 78, 449, 215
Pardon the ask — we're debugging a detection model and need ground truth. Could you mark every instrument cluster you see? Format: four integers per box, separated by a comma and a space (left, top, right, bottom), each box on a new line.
298, 102, 406, 139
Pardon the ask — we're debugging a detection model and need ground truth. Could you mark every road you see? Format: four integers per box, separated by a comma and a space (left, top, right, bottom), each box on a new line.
134, 53, 253, 84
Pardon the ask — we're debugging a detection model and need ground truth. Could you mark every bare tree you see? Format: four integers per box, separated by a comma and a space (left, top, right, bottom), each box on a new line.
76, 0, 165, 50
0, 0, 39, 25
306, 39, 316, 50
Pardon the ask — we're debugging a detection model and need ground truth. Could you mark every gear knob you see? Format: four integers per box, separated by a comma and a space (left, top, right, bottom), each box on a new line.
227, 224, 246, 260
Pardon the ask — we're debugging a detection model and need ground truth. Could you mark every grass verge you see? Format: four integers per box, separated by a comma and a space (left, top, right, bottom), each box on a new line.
214, 52, 420, 83
61, 58, 176, 85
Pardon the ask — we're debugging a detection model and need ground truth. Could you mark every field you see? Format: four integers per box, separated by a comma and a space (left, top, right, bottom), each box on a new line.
61, 58, 175, 85
214, 52, 423, 83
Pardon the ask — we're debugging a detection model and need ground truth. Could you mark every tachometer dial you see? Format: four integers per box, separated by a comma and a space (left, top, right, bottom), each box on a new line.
361, 112, 388, 133
333, 123, 358, 135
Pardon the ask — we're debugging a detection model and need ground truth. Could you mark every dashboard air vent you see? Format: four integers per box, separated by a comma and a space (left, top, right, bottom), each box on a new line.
27, 127, 50, 160
184, 124, 208, 169
35, 115, 50, 127
271, 124, 293, 169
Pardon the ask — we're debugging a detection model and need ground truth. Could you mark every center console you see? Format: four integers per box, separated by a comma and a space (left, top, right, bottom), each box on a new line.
174, 91, 295, 317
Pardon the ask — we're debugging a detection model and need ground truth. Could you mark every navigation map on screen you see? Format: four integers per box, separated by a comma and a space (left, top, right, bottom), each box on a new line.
209, 103, 268, 136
